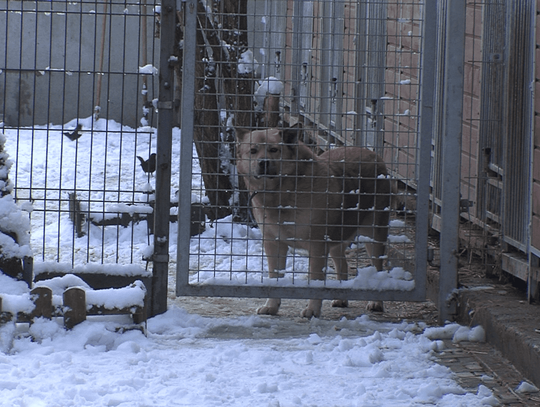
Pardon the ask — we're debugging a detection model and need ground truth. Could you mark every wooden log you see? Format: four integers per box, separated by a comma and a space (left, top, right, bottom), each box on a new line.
30, 287, 53, 319
132, 305, 147, 325
63, 287, 87, 329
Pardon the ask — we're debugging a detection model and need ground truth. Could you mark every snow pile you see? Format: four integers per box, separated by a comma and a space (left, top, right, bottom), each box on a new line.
0, 195, 32, 259
0, 132, 32, 273
515, 381, 539, 394
237, 50, 259, 74
33, 262, 152, 278
0, 292, 35, 314
0, 132, 14, 194
254, 76, 284, 110
138, 64, 158, 75
424, 323, 486, 343
85, 280, 146, 309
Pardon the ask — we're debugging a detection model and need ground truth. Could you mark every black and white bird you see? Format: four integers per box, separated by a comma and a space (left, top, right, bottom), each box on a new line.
137, 153, 157, 175
63, 124, 84, 141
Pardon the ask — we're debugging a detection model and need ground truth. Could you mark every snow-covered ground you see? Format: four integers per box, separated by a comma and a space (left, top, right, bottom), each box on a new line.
1, 271, 502, 407
0, 119, 515, 406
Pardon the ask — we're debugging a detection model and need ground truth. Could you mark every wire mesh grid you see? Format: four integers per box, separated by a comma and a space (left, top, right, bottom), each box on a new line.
0, 0, 161, 270
177, 0, 432, 301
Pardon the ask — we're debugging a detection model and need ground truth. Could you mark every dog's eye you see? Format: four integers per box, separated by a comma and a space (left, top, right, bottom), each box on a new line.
269, 147, 279, 153
250, 147, 257, 154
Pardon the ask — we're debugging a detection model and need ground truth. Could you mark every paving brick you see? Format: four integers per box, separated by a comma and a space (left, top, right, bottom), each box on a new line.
436, 340, 540, 406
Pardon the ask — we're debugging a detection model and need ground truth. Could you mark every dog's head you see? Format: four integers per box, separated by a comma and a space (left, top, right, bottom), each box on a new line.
235, 127, 306, 182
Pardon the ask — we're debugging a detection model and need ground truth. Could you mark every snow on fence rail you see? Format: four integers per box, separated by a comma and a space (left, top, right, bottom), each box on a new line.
0, 280, 147, 329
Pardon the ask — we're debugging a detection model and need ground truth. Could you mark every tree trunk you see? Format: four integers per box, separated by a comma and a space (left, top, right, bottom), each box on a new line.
176, 0, 254, 221
192, 1, 234, 220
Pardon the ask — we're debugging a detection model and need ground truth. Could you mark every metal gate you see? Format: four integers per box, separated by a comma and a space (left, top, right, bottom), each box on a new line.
170, 0, 457, 313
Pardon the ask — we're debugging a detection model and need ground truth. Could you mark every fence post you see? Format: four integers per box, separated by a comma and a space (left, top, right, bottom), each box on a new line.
151, 0, 177, 317
176, 0, 197, 297
63, 287, 87, 329
30, 287, 53, 319
439, 0, 466, 324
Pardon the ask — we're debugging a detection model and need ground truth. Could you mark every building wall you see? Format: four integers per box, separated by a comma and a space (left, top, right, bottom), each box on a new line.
0, 0, 159, 129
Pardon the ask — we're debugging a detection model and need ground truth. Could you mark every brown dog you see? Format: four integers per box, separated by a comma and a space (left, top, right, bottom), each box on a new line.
235, 127, 391, 318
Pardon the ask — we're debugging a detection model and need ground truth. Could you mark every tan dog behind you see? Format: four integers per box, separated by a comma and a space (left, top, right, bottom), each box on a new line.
236, 127, 391, 318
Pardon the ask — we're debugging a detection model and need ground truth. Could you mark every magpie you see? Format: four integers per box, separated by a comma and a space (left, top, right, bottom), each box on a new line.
63, 124, 83, 141
137, 153, 157, 174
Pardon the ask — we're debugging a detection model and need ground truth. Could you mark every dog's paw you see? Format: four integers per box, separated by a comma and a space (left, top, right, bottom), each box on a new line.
257, 298, 281, 315
300, 308, 320, 318
366, 301, 384, 312
301, 299, 322, 318
331, 299, 349, 308
257, 305, 279, 315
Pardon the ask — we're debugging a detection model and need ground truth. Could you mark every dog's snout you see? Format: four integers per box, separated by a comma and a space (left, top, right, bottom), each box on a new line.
255, 159, 277, 179
258, 159, 270, 173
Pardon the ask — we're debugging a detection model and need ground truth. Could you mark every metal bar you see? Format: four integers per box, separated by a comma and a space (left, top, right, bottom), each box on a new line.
176, 0, 197, 297
415, 0, 439, 304
354, 2, 367, 147
528, 0, 538, 303
177, 284, 425, 303
439, 0, 466, 324
151, 0, 176, 317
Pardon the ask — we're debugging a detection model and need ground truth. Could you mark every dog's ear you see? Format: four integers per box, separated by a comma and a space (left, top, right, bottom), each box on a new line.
235, 128, 251, 143
282, 125, 302, 146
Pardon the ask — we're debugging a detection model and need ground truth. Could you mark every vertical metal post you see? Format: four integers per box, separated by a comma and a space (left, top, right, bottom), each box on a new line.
176, 0, 197, 296
151, 0, 176, 316
290, 0, 302, 117
439, 0, 466, 323
415, 0, 438, 303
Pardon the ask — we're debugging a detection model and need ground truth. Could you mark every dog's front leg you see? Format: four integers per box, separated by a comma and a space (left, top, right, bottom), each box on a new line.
257, 239, 288, 316
364, 221, 389, 313
300, 253, 327, 318
330, 243, 349, 308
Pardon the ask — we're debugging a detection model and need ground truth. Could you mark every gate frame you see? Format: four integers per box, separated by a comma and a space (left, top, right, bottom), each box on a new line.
170, 0, 463, 323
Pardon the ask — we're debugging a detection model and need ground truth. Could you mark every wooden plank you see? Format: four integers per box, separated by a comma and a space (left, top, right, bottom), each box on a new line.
501, 252, 528, 282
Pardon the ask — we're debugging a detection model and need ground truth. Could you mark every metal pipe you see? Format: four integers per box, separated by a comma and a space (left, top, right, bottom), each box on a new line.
439, 0, 466, 324
176, 0, 197, 297
151, 0, 176, 316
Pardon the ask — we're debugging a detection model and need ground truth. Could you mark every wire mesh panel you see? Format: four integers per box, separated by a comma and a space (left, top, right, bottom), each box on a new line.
0, 1, 161, 272
176, 0, 435, 308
